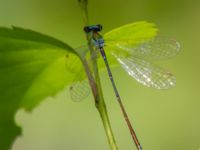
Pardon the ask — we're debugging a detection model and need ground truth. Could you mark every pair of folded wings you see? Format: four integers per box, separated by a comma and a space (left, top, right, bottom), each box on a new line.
69, 36, 180, 101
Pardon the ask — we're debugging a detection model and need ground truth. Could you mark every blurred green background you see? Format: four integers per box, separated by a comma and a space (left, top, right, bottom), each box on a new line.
0, 0, 200, 149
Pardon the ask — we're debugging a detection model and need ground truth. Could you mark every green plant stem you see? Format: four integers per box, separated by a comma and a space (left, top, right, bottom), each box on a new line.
80, 48, 118, 150
93, 60, 118, 150
98, 104, 118, 150
78, 0, 89, 25
78, 0, 118, 150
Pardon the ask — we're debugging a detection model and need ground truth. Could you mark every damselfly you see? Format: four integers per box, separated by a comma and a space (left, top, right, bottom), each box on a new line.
68, 21, 180, 150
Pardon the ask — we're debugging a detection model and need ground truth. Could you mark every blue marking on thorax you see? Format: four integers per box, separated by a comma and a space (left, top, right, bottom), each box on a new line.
92, 38, 105, 48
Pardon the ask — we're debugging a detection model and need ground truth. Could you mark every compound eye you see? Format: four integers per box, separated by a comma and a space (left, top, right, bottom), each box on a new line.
84, 26, 91, 33
96, 24, 103, 32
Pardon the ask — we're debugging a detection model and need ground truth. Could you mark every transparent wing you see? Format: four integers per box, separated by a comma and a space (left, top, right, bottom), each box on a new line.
65, 46, 91, 102
69, 77, 90, 102
106, 37, 180, 60
115, 56, 176, 89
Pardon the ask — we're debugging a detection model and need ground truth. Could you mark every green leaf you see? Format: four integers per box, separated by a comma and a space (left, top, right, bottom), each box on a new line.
97, 21, 158, 69
104, 21, 158, 42
0, 21, 158, 150
0, 26, 82, 150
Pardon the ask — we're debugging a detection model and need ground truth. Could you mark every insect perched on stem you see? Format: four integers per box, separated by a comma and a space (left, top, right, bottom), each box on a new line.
68, 22, 180, 150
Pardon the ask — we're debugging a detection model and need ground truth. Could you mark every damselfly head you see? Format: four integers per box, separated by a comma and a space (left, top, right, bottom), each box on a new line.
84, 24, 103, 33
